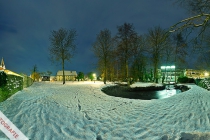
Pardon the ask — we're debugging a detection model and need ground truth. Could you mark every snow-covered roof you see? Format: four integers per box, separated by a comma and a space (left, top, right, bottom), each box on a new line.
56, 70, 77, 76
0, 67, 4, 71
4, 69, 23, 77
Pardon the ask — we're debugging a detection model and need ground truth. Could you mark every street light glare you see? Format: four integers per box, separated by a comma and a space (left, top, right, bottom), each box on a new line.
161, 65, 175, 69
161, 66, 166, 69
204, 72, 209, 77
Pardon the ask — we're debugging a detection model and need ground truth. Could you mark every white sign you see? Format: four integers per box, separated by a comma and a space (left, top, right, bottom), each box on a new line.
0, 111, 28, 140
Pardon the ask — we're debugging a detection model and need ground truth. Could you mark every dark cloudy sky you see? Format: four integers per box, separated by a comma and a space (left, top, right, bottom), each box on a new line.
0, 0, 188, 75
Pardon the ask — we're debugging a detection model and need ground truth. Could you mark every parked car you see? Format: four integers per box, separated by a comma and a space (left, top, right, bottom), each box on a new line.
42, 76, 50, 81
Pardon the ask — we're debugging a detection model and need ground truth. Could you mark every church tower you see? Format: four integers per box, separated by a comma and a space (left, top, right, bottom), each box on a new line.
1, 57, 6, 69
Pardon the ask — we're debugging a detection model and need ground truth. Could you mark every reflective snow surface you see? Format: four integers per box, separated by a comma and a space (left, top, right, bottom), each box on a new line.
0, 81, 210, 140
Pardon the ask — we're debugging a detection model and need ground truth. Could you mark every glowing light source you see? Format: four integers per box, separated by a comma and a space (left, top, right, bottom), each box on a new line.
92, 73, 96, 83
171, 65, 175, 69
161, 66, 166, 69
161, 65, 175, 69
204, 72, 209, 77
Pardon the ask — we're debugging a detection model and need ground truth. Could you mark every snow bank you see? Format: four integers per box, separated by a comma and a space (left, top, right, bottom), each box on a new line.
0, 81, 210, 139
130, 82, 163, 88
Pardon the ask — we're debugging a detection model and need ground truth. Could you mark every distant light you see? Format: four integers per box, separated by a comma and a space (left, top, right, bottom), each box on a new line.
204, 72, 209, 77
161, 66, 166, 69
171, 66, 175, 69
92, 73, 96, 82
161, 65, 175, 69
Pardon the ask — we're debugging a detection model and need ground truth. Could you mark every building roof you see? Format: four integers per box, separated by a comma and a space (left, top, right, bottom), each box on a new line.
0, 58, 22, 77
0, 67, 4, 71
4, 69, 23, 77
57, 70, 77, 76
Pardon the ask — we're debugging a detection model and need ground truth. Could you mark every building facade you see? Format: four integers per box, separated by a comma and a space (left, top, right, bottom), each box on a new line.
159, 66, 184, 83
56, 70, 77, 81
184, 69, 210, 79
159, 66, 210, 83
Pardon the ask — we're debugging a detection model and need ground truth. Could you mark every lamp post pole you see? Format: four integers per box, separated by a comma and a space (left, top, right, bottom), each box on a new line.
93, 73, 96, 83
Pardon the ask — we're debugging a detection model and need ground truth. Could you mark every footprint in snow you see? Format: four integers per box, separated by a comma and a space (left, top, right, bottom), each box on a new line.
84, 112, 91, 120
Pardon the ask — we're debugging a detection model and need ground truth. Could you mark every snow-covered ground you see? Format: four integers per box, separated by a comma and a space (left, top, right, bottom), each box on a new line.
0, 81, 210, 140
130, 82, 163, 88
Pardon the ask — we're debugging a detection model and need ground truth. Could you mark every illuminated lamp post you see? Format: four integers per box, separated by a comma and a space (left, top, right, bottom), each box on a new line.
93, 73, 96, 83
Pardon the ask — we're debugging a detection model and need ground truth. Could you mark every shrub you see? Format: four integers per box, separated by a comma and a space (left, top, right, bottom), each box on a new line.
198, 78, 210, 90
0, 87, 10, 102
0, 74, 23, 102
177, 76, 195, 83
0, 72, 7, 87
20, 74, 33, 88
195, 78, 202, 85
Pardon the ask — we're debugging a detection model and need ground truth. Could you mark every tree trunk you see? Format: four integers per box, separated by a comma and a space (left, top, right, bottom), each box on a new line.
124, 58, 129, 81
104, 72, 107, 84
126, 61, 129, 78
154, 63, 158, 83
104, 61, 107, 84
62, 58, 65, 85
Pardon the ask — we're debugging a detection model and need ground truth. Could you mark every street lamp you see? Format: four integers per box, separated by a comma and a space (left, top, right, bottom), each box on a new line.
93, 73, 96, 83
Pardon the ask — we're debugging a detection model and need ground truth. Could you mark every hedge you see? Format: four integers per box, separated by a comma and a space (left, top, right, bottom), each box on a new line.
198, 78, 210, 90
0, 73, 22, 102
21, 74, 33, 88
177, 76, 195, 83
0, 72, 33, 102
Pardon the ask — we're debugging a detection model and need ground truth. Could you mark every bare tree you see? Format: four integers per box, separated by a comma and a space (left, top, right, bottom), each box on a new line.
169, 0, 210, 73
162, 38, 173, 66
171, 32, 188, 82
195, 30, 210, 69
92, 29, 114, 84
31, 65, 38, 82
46, 71, 52, 76
171, 0, 210, 39
172, 32, 188, 67
130, 35, 147, 81
116, 23, 137, 80
174, 0, 210, 15
170, 14, 210, 34
49, 28, 77, 84
147, 26, 169, 83
161, 33, 187, 67
196, 50, 210, 69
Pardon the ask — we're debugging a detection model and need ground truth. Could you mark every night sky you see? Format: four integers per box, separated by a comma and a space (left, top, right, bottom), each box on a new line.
0, 0, 188, 76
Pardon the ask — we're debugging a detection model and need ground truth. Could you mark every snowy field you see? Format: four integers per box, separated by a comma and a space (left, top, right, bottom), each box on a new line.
0, 81, 210, 140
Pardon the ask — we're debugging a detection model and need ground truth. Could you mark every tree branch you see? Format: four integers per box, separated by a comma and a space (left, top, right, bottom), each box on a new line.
169, 14, 210, 33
